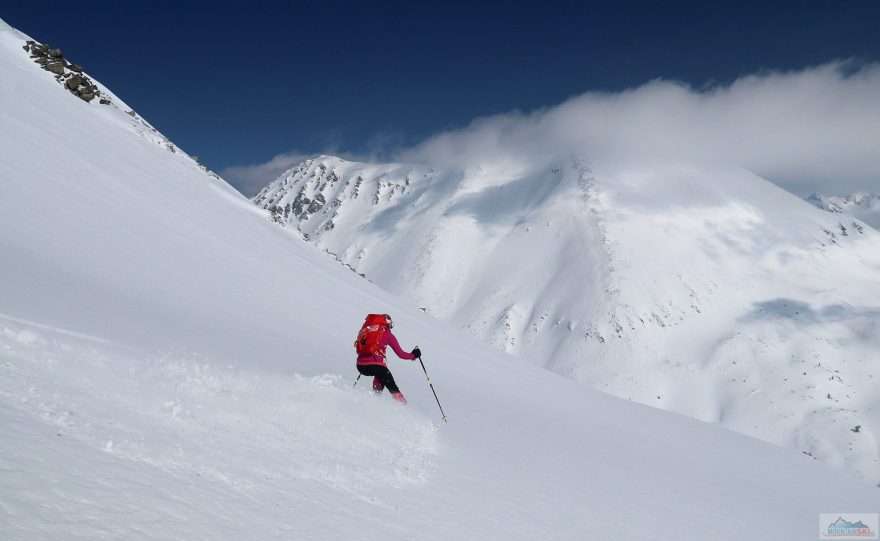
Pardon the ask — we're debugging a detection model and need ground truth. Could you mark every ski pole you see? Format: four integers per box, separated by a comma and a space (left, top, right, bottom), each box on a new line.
417, 354, 447, 423
353, 373, 361, 387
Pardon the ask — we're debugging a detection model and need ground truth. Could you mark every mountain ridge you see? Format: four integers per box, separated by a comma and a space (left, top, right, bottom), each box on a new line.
255, 154, 880, 482
807, 191, 880, 230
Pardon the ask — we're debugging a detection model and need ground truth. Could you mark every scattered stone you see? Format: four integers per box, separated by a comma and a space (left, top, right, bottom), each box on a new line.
22, 38, 102, 102
18, 37, 218, 174
66, 74, 83, 90
47, 61, 66, 75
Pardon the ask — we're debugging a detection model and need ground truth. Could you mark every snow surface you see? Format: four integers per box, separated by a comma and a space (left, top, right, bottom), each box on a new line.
808, 192, 880, 230
1, 17, 878, 540
254, 154, 880, 484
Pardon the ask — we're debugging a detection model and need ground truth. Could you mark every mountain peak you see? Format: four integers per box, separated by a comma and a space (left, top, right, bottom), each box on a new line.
253, 156, 880, 482
806, 191, 880, 229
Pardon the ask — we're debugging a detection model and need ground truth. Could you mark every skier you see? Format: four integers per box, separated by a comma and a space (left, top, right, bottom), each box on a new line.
355, 313, 421, 404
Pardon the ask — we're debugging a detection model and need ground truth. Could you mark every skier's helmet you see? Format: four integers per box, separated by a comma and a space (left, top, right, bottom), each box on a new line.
384, 314, 393, 329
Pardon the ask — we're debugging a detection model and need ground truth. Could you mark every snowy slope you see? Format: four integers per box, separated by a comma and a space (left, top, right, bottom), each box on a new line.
254, 154, 880, 483
808, 192, 880, 230
1, 17, 878, 541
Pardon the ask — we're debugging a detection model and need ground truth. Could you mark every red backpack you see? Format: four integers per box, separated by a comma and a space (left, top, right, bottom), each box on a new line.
355, 314, 389, 356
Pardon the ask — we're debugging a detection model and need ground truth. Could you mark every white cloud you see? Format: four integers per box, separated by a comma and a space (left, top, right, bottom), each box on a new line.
397, 62, 880, 196
221, 147, 379, 196
225, 62, 880, 197
220, 151, 316, 197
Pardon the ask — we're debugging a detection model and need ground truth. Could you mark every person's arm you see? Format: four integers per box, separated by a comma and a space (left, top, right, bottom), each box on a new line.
384, 331, 416, 360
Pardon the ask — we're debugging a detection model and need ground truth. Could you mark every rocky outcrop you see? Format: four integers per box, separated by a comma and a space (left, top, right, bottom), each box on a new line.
23, 40, 102, 103
18, 37, 220, 181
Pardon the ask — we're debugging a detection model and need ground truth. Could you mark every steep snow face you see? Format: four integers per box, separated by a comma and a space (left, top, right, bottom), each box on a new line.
808, 192, 880, 230
3, 17, 878, 540
253, 156, 610, 358
255, 156, 880, 482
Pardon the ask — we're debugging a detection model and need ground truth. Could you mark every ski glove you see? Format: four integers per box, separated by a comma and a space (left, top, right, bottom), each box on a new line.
411, 347, 422, 359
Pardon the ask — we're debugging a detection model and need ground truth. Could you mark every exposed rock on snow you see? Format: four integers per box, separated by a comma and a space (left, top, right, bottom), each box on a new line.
807, 192, 880, 230
23, 39, 101, 102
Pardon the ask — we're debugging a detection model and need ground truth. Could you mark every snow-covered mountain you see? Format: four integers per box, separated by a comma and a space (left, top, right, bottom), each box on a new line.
807, 192, 880, 230
254, 155, 880, 483
2, 16, 878, 540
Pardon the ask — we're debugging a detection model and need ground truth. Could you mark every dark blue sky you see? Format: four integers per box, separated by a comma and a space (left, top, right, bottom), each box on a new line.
4, 1, 879, 192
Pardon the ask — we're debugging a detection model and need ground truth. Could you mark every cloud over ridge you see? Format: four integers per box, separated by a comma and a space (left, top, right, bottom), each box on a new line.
396, 61, 880, 195
220, 151, 315, 197
226, 62, 880, 197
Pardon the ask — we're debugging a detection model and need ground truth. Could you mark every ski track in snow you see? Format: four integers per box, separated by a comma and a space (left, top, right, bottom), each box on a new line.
0, 320, 438, 497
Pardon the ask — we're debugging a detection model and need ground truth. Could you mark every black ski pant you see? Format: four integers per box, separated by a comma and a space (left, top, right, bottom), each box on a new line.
357, 364, 400, 394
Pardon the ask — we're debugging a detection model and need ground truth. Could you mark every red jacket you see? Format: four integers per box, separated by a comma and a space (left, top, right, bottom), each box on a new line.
356, 330, 415, 366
